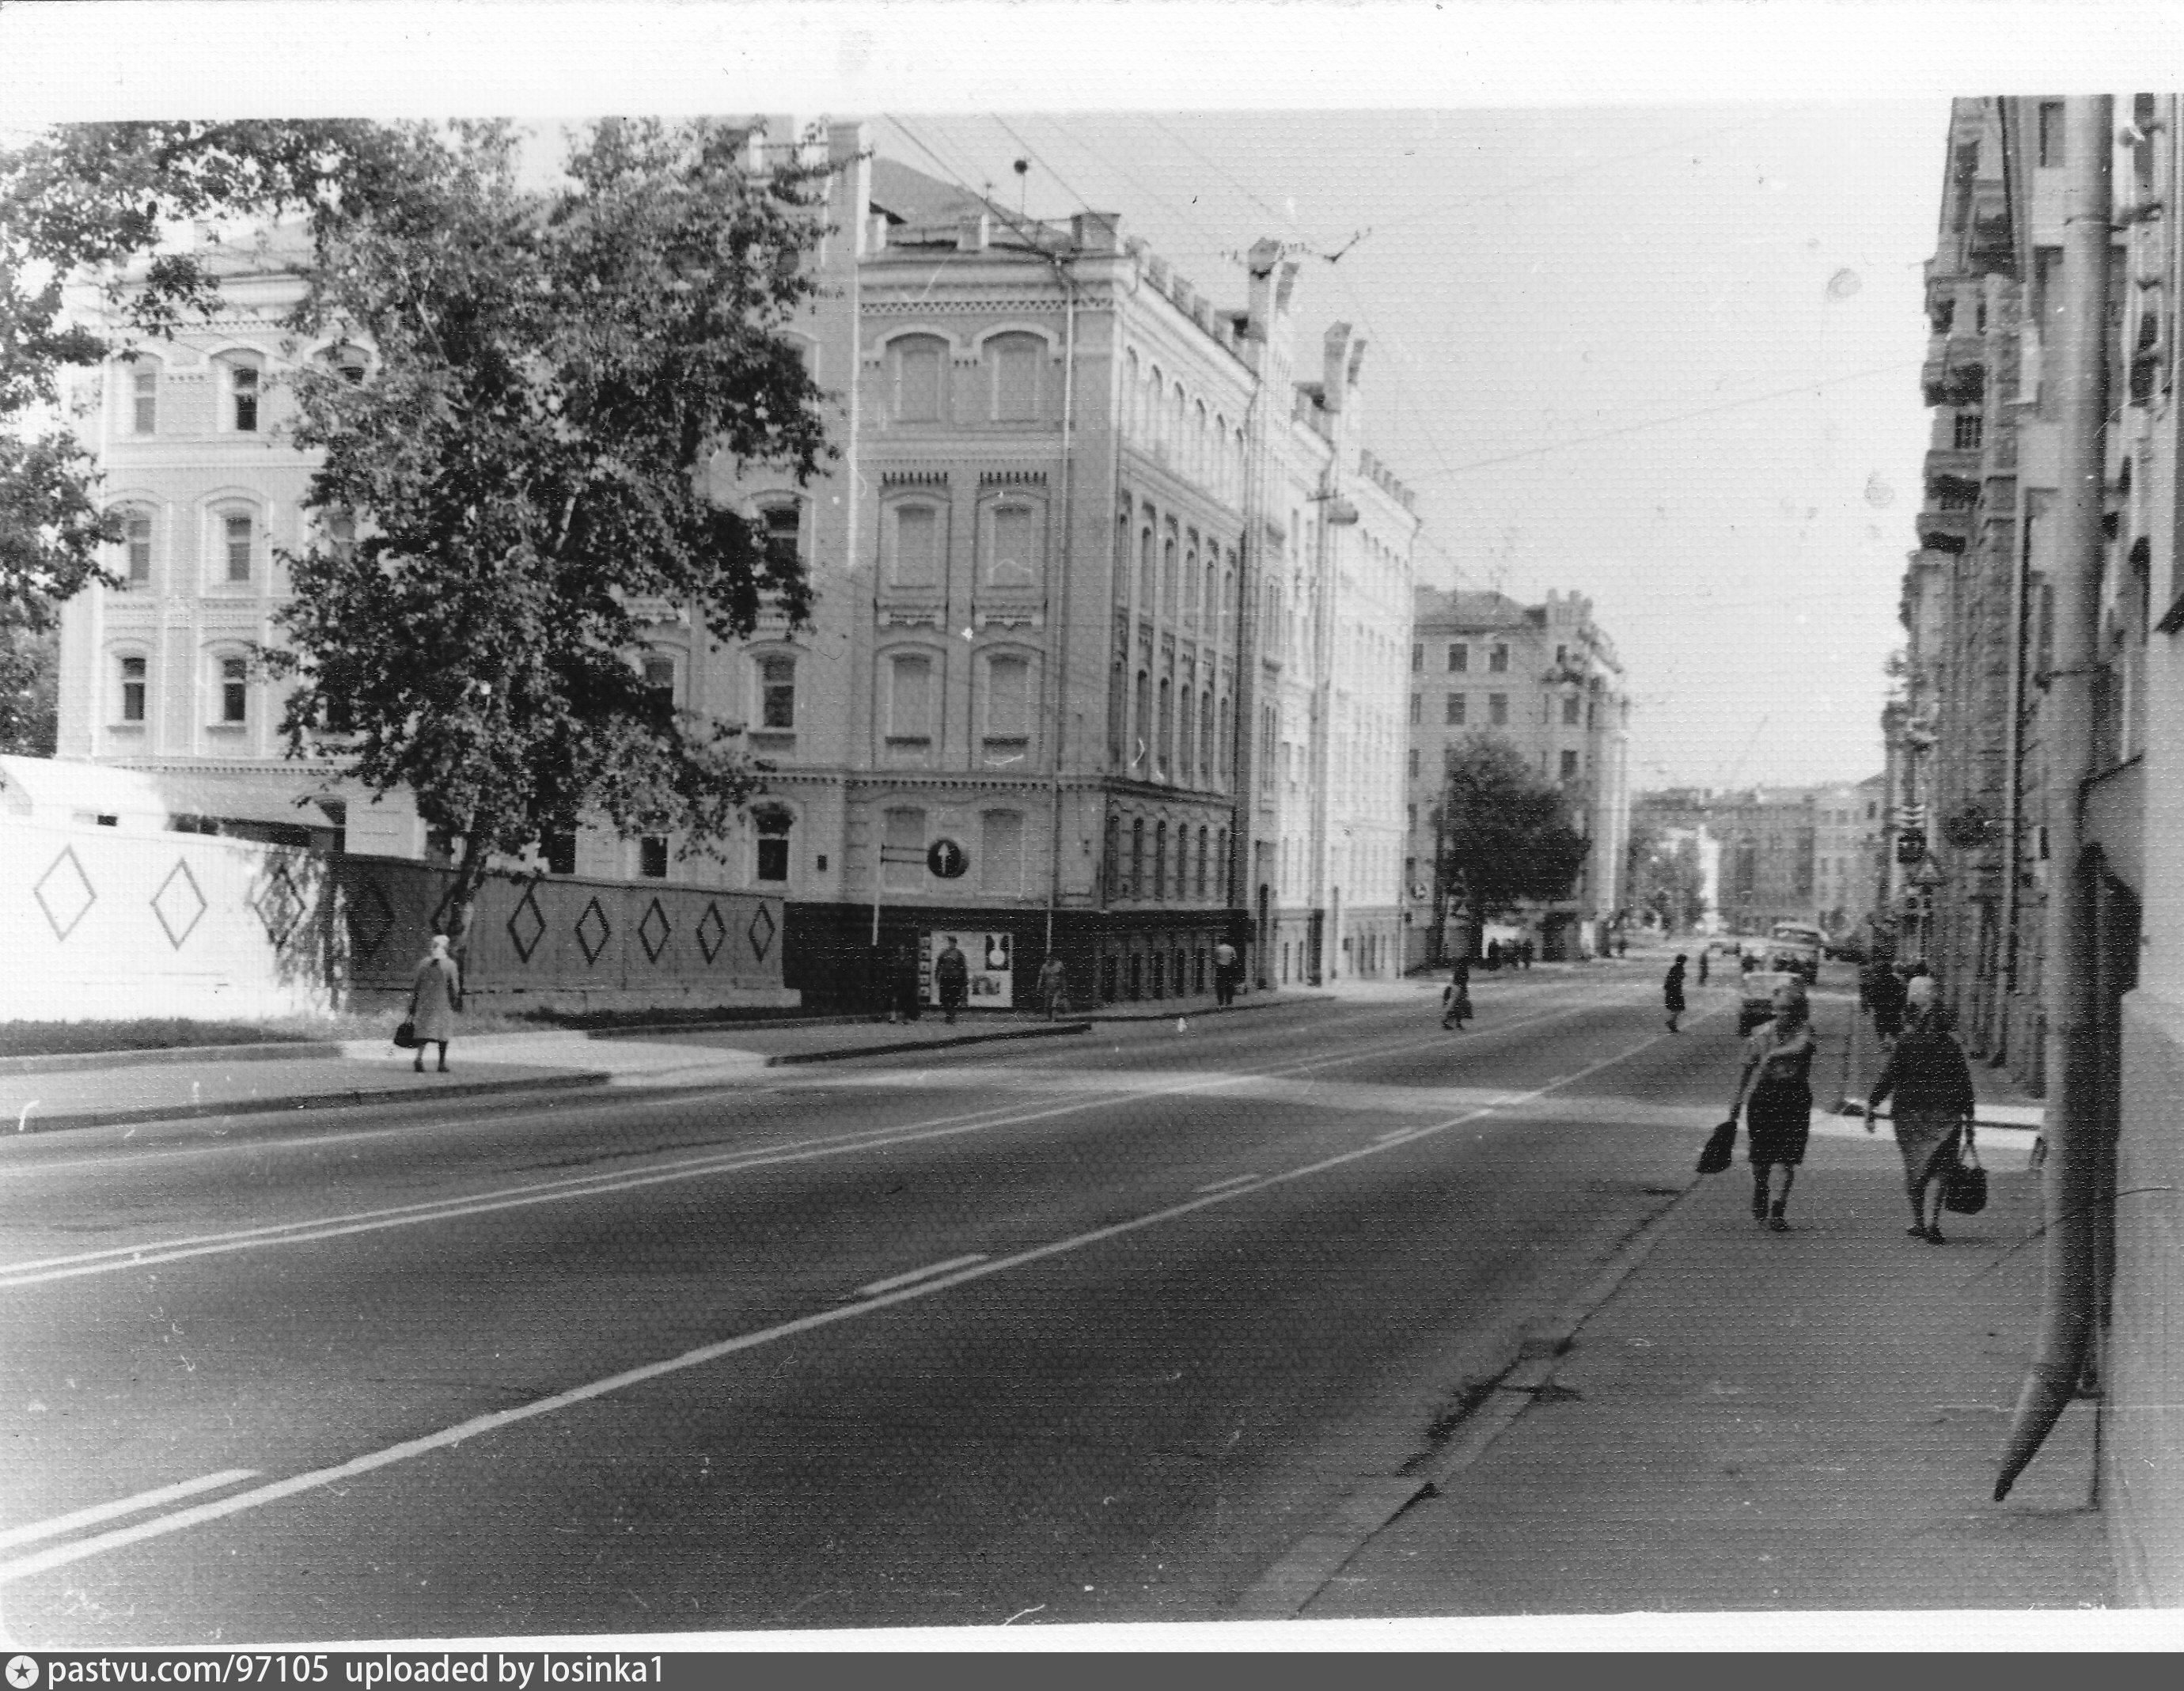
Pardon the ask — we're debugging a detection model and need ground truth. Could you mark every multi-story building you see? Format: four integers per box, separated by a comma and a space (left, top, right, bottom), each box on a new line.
1810, 776, 1886, 936
51, 124, 1426, 1010
1403, 586, 1630, 961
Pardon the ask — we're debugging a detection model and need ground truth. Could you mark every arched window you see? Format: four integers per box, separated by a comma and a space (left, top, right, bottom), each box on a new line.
1219, 696, 1233, 782
759, 654, 797, 729
219, 354, 264, 433
1114, 500, 1132, 605
1136, 521, 1155, 614
750, 802, 794, 885
1200, 688, 1214, 779
889, 333, 948, 423
113, 651, 149, 725
1154, 821, 1169, 900
1157, 677, 1173, 776
214, 507, 257, 585
1147, 365, 1166, 452
1161, 529, 1178, 621
327, 343, 370, 385
1107, 652, 1126, 763
984, 500, 1041, 587
1181, 535, 1200, 631
127, 357, 160, 434
324, 509, 357, 567
1131, 818, 1145, 897
1215, 828, 1227, 899
885, 499, 943, 589
1194, 400, 1208, 482
115, 505, 154, 589
213, 653, 250, 726
1196, 826, 1210, 898
1124, 351, 1140, 438
756, 499, 803, 578
1175, 828, 1190, 902
1132, 669, 1150, 768
883, 650, 935, 764
982, 651, 1032, 763
1202, 556, 1218, 639
987, 332, 1044, 421
1178, 685, 1196, 783
1105, 813, 1121, 899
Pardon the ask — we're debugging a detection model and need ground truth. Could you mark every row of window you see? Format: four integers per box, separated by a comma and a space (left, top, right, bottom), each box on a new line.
1101, 813, 1229, 904
116, 344, 367, 438
878, 806, 1032, 896
107, 502, 301, 590
1106, 660, 1232, 788
1113, 498, 1240, 649
881, 494, 1044, 592
111, 650, 255, 728
1411, 640, 1511, 675
881, 331, 1053, 427
881, 647, 1037, 767
1121, 348, 1246, 502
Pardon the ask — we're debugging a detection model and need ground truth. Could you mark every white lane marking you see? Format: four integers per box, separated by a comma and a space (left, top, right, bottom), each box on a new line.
0, 1011, 1694, 1591
1192, 1173, 1261, 1194
0, 1469, 258, 1553
0, 982, 1658, 1289
853, 1253, 989, 1298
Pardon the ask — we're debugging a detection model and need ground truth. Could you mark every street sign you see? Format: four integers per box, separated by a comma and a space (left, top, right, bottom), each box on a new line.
927, 838, 968, 879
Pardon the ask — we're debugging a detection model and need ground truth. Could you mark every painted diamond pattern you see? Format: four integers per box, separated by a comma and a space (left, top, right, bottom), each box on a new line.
33, 846, 97, 942
695, 900, 726, 965
346, 878, 395, 961
152, 858, 207, 951
574, 897, 612, 966
637, 897, 672, 965
746, 901, 776, 963
253, 859, 304, 948
506, 882, 548, 963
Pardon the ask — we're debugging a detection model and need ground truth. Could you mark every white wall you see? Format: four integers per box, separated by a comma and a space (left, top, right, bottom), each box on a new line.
2, 816, 334, 1022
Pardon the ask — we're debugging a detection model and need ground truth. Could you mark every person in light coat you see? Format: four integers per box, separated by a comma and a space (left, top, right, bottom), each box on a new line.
408, 933, 462, 1074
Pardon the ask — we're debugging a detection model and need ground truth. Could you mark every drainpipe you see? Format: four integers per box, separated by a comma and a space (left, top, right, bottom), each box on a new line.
1043, 256, 1079, 959
1996, 94, 2110, 1502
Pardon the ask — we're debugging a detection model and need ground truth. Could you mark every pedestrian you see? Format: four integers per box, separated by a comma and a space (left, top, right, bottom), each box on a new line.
1865, 977, 1977, 1243
1615, 932, 1628, 959
1663, 953, 1688, 1033
1214, 938, 1238, 1007
1727, 976, 1818, 1232
1484, 938, 1502, 973
892, 942, 923, 1023
1036, 951, 1069, 1020
1441, 954, 1473, 1030
935, 935, 969, 1025
1697, 949, 1710, 988
408, 932, 461, 1075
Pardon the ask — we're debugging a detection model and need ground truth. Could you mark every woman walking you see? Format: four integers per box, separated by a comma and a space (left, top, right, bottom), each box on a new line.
408, 933, 461, 1074
1663, 953, 1688, 1033
1865, 979, 1976, 1242
1727, 976, 1818, 1231
1441, 954, 1473, 1030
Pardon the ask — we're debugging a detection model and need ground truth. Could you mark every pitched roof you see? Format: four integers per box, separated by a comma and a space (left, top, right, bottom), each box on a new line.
1411, 586, 1536, 630
869, 158, 990, 228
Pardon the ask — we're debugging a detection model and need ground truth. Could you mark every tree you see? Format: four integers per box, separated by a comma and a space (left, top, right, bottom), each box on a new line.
264, 119, 836, 947
1629, 828, 1704, 931
1, 122, 419, 737
1430, 734, 1591, 924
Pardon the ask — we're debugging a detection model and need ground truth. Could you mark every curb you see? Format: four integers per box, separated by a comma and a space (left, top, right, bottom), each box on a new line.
762, 1021, 1093, 1065
0, 1041, 347, 1077
1082, 994, 1336, 1024
8, 1070, 613, 1136
1230, 1176, 1704, 1619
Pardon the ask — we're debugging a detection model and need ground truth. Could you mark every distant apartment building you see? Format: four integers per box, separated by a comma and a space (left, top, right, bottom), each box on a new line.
1404, 586, 1630, 961
51, 123, 1424, 1008
1811, 776, 1886, 934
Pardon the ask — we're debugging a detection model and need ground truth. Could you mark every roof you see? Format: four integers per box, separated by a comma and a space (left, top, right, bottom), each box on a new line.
1411, 586, 1537, 631
0, 756, 346, 831
0, 756, 169, 822
868, 158, 991, 228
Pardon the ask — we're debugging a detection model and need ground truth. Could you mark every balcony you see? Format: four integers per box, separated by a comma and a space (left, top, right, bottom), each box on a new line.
1921, 339, 1988, 408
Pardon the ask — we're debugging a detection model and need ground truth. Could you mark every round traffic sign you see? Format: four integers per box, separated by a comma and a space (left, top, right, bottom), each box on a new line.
927, 838, 968, 879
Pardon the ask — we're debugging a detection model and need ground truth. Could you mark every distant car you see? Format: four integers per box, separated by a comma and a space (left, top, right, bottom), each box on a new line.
1826, 938, 1867, 963
1738, 969, 1795, 1036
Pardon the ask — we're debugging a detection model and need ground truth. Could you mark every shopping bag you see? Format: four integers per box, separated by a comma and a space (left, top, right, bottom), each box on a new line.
1943, 1126, 1988, 1215
393, 1019, 419, 1050
1696, 1117, 1738, 1174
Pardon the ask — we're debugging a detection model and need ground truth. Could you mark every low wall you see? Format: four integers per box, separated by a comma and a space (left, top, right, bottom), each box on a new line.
2110, 987, 2184, 1606
2, 815, 337, 1021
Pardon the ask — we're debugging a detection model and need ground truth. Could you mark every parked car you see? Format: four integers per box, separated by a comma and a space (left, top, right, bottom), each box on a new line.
1738, 968, 1795, 1036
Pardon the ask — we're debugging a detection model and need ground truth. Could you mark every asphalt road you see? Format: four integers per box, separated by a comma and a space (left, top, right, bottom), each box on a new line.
0, 961, 1829, 1645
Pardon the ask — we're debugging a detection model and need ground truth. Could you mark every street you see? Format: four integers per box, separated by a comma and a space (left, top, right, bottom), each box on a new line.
0, 965, 1832, 1644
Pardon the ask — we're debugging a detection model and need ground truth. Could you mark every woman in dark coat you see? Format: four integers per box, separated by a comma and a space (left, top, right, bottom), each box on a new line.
1663, 954, 1688, 1033
1727, 976, 1818, 1231
1866, 982, 1977, 1242
408, 933, 461, 1074
1441, 955, 1473, 1030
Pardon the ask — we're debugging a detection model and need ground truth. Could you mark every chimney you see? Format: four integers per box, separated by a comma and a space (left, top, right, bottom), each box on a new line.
1071, 210, 1122, 253
957, 212, 991, 252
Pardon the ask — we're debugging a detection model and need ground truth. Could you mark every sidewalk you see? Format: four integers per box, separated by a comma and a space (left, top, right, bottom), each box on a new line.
1285, 1067, 2117, 1620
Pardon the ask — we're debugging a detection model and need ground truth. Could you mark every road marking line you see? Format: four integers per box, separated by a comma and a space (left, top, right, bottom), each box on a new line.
1192, 1173, 1261, 1194
1373, 1129, 1413, 1143
0, 1469, 258, 1553
0, 1010, 1699, 1591
854, 1254, 989, 1297
0, 984, 1658, 1290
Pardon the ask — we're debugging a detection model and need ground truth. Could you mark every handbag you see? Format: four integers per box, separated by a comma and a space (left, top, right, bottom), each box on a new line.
1943, 1124, 1988, 1215
393, 1019, 419, 1050
1696, 1116, 1738, 1174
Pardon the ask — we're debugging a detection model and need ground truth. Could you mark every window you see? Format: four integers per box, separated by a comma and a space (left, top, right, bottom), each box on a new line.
639, 836, 669, 878
1178, 685, 1196, 781
117, 654, 147, 723
1196, 826, 1209, 897
760, 502, 802, 575
1133, 669, 1151, 766
988, 332, 1043, 421
1411, 643, 1423, 673
1137, 523, 1155, 613
122, 508, 152, 586
131, 364, 157, 434
981, 810, 1024, 894
332, 345, 370, 385
1131, 818, 1145, 897
752, 803, 793, 883
544, 832, 578, 875
230, 363, 260, 432
890, 334, 946, 422
2037, 101, 2065, 169
223, 512, 254, 583
760, 655, 796, 729
1563, 694, 1581, 726
1447, 643, 1467, 673
1489, 693, 1508, 726
1445, 693, 1466, 726
888, 502, 942, 589
1409, 693, 1421, 726
1154, 821, 1168, 899
1954, 413, 1984, 450
1409, 748, 1419, 778
1157, 677, 1173, 775
1560, 749, 1579, 780
984, 653, 1031, 761
1105, 813, 1121, 898
884, 807, 926, 891
643, 656, 677, 717
324, 510, 357, 566
1489, 643, 1509, 673
1162, 531, 1178, 621
987, 502, 1039, 587
218, 656, 248, 724
1176, 828, 1190, 900
885, 653, 935, 757
1200, 690, 1215, 779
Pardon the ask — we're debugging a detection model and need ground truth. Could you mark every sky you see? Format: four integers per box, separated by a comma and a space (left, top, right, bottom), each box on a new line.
11, 2, 2184, 802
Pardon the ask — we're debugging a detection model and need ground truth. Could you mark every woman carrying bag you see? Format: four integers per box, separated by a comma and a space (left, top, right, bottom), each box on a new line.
1726, 976, 1818, 1231
408, 933, 462, 1075
1865, 977, 1977, 1242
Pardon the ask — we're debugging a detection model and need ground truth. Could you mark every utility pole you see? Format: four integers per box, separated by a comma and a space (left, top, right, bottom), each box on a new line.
1997, 94, 2110, 1501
